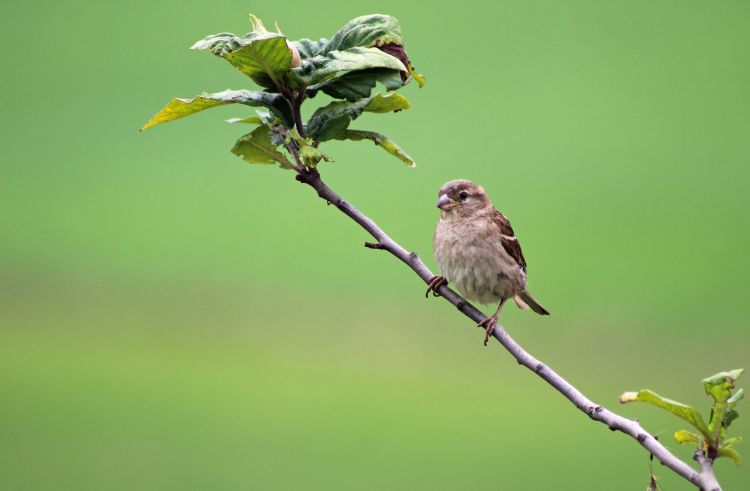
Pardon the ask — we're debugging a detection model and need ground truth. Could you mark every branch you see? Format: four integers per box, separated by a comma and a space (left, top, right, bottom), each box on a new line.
290, 165, 721, 490
695, 450, 722, 491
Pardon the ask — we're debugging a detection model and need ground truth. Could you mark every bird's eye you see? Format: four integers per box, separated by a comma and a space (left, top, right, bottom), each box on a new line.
458, 191, 468, 201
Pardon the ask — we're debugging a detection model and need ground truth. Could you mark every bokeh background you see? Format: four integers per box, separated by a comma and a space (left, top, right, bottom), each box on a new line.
2, 1, 748, 489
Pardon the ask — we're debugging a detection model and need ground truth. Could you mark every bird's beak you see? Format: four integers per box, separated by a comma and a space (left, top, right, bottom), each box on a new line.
437, 193, 455, 210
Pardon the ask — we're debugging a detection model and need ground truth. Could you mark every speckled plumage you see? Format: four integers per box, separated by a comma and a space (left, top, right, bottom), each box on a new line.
433, 179, 548, 315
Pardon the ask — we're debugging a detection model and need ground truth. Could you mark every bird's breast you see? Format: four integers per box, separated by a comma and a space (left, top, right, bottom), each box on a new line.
433, 217, 526, 304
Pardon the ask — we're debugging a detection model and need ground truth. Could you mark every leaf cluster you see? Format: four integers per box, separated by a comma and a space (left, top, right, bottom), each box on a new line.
620, 369, 744, 465
141, 13, 424, 169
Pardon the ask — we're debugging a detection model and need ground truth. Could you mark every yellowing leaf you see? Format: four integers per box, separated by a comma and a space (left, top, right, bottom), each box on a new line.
337, 129, 415, 167
408, 63, 426, 88
716, 447, 742, 466
619, 389, 711, 440
140, 90, 292, 131
364, 93, 410, 113
674, 429, 701, 445
141, 97, 227, 131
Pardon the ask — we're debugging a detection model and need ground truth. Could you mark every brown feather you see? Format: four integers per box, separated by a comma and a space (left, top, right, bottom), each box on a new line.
493, 210, 527, 272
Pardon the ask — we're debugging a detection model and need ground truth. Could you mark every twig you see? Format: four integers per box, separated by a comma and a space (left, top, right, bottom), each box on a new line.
288, 162, 722, 490
695, 450, 722, 491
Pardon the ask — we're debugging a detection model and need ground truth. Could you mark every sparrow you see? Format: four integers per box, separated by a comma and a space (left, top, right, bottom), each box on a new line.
427, 179, 549, 345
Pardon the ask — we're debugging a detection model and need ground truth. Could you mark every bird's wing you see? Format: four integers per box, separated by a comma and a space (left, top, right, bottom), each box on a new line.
493, 210, 527, 272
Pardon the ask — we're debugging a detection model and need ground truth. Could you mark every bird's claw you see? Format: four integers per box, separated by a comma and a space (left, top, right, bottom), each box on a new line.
425, 275, 448, 298
478, 316, 498, 346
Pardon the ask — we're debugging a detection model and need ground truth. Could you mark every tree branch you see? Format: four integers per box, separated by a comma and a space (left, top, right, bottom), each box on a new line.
290, 166, 721, 490
694, 450, 722, 491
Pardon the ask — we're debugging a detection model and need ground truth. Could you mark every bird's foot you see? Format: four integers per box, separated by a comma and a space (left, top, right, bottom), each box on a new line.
425, 275, 448, 298
478, 315, 498, 346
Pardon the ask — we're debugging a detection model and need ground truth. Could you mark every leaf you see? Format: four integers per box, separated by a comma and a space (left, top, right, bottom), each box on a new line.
230, 126, 294, 169
299, 145, 333, 168
723, 436, 743, 448
364, 92, 411, 113
306, 93, 410, 141
408, 62, 426, 87
293, 46, 406, 86
716, 447, 742, 466
190, 32, 246, 56
225, 116, 263, 125
292, 38, 328, 60
223, 36, 292, 90
704, 369, 743, 404
728, 388, 744, 407
191, 14, 294, 90
674, 429, 701, 445
289, 15, 423, 94
704, 369, 744, 439
140, 90, 293, 132
336, 129, 415, 167
312, 68, 404, 101
723, 409, 739, 430
323, 14, 404, 52
190, 19, 275, 56
619, 390, 711, 440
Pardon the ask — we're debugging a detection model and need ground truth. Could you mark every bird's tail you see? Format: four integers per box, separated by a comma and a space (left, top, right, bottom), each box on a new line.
514, 291, 550, 316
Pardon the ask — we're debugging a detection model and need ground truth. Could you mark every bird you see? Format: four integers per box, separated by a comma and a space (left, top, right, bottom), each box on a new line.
427, 179, 549, 345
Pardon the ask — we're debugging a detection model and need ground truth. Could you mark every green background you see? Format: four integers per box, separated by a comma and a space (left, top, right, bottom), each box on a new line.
2, 1, 748, 489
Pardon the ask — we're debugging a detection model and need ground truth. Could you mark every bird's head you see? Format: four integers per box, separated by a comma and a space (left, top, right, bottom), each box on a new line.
436, 179, 492, 218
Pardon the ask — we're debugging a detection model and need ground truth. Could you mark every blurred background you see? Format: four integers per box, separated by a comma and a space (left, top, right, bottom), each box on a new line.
1, 1, 748, 489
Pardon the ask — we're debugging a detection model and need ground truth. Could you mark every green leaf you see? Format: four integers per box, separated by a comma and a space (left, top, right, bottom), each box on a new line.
306, 93, 410, 141
704, 369, 743, 404
336, 129, 415, 167
292, 38, 328, 60
723, 436, 743, 448
191, 14, 294, 90
190, 17, 277, 57
190, 32, 246, 56
293, 47, 406, 86
704, 369, 743, 440
223, 36, 292, 90
674, 429, 701, 445
230, 126, 294, 169
289, 15, 421, 94
305, 101, 356, 141
323, 14, 403, 52
619, 390, 711, 440
716, 447, 742, 466
728, 388, 744, 407
141, 90, 293, 131
723, 409, 740, 430
299, 145, 333, 168
312, 68, 403, 101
